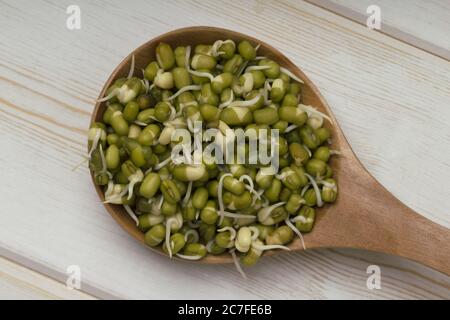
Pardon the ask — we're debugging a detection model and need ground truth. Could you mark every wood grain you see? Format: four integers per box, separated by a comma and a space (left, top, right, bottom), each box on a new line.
0, 257, 95, 300
1, 0, 450, 299
308, 0, 450, 60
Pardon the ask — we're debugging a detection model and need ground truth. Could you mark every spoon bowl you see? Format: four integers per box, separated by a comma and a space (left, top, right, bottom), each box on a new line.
91, 27, 450, 272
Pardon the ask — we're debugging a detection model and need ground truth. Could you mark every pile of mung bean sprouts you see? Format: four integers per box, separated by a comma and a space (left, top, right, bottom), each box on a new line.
88, 39, 338, 277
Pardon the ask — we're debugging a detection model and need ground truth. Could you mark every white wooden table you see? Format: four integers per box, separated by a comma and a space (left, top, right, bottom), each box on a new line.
1, 0, 450, 299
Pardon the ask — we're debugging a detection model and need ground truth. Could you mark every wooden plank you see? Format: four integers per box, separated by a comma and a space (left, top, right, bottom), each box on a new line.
0, 257, 95, 300
0, 0, 449, 299
307, 0, 450, 61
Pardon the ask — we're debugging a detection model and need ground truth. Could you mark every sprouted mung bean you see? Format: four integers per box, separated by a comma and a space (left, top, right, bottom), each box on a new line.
88, 39, 338, 276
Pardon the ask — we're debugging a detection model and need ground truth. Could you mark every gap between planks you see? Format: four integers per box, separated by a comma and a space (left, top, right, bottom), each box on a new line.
305, 0, 450, 62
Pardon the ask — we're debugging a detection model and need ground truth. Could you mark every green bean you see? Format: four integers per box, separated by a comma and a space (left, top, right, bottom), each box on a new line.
137, 124, 160, 146
118, 78, 142, 104
110, 111, 129, 136
279, 187, 292, 202
128, 124, 141, 140
144, 224, 166, 247
259, 205, 288, 225
136, 197, 153, 213
254, 224, 275, 241
303, 189, 317, 207
174, 46, 187, 67
208, 241, 227, 255
162, 233, 186, 255
172, 67, 192, 89
195, 44, 212, 55
299, 126, 320, 150
279, 106, 307, 126
224, 191, 252, 210
258, 59, 280, 78
275, 136, 289, 156
154, 101, 171, 122
281, 93, 298, 107
114, 171, 129, 185
199, 104, 221, 122
191, 69, 211, 85
289, 142, 310, 166
123, 138, 151, 167
266, 225, 293, 245
199, 223, 216, 242
105, 145, 120, 170
251, 70, 266, 89
172, 164, 208, 182
152, 143, 167, 155
305, 158, 327, 177
183, 243, 207, 258
315, 127, 331, 144
138, 214, 164, 232
241, 240, 263, 266
321, 178, 338, 203
253, 107, 279, 125
144, 61, 160, 81
278, 167, 302, 190
228, 164, 246, 178
200, 200, 218, 225
137, 94, 155, 110
270, 78, 287, 102
245, 90, 264, 111
192, 187, 209, 209
218, 216, 234, 229
173, 180, 187, 197
211, 72, 233, 94
294, 206, 315, 233
223, 54, 243, 74
288, 82, 301, 96
156, 43, 175, 70
191, 54, 216, 70
218, 40, 236, 59
207, 180, 219, 197
313, 146, 330, 162
154, 71, 174, 89
199, 83, 219, 106
123, 101, 139, 122
290, 164, 309, 187
137, 108, 156, 124
285, 129, 302, 144
256, 168, 274, 189
161, 200, 178, 216
160, 180, 181, 204
182, 199, 196, 221
285, 194, 304, 214
94, 172, 109, 186
215, 230, 234, 249
220, 106, 253, 126
238, 40, 256, 60
223, 175, 246, 195
104, 78, 126, 104
138, 173, 160, 199
107, 133, 120, 146
264, 178, 282, 203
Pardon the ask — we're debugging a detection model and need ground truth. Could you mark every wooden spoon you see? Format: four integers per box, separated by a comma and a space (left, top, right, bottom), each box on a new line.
91, 26, 450, 274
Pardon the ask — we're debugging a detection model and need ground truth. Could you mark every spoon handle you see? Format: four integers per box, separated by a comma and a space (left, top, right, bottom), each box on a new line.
308, 158, 450, 275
